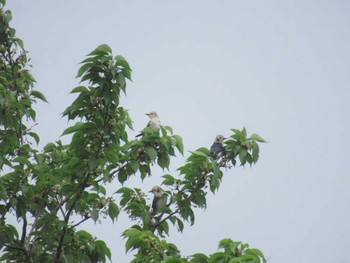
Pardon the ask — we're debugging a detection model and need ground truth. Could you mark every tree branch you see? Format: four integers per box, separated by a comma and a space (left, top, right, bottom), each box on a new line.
54, 170, 90, 263
95, 161, 129, 183
54, 195, 70, 214
151, 208, 181, 232
72, 215, 90, 228
20, 216, 27, 246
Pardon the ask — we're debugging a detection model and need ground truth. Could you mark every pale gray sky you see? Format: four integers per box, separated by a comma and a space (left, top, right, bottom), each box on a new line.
5, 1, 350, 262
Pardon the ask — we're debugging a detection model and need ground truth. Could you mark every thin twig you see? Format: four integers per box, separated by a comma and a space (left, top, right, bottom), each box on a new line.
72, 216, 90, 228
95, 161, 129, 183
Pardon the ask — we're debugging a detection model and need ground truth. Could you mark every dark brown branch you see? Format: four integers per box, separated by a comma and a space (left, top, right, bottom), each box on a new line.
54, 170, 90, 263
95, 161, 129, 183
20, 216, 27, 246
54, 195, 71, 214
72, 215, 90, 228
151, 208, 181, 232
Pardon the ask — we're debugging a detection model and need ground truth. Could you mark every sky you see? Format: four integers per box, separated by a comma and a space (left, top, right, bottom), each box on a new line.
4, 0, 350, 262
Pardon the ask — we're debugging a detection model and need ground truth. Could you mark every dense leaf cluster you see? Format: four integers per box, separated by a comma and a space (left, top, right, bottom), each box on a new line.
0, 1, 266, 262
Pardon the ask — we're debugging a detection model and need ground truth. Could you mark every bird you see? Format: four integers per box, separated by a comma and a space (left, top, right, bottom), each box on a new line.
136, 111, 161, 137
210, 135, 225, 160
149, 185, 166, 215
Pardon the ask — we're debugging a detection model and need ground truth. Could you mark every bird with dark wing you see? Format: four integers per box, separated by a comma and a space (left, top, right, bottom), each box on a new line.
210, 134, 226, 160
149, 185, 166, 215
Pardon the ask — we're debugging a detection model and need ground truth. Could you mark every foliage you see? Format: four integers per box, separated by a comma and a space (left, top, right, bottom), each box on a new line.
0, 2, 266, 262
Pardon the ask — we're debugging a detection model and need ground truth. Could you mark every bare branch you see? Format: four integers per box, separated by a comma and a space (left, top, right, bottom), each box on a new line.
72, 215, 90, 228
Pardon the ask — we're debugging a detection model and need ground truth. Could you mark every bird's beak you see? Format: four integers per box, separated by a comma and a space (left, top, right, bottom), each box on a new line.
145, 113, 150, 116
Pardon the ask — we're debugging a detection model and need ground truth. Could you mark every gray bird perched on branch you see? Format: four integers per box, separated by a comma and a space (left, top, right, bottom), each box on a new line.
210, 135, 226, 159
149, 185, 166, 215
136, 111, 161, 137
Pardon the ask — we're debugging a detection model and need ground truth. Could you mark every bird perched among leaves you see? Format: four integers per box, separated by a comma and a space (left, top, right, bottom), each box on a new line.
136, 111, 161, 137
210, 135, 225, 160
149, 185, 166, 215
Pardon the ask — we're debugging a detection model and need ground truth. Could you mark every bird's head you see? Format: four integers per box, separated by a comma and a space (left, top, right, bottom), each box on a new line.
149, 185, 164, 197
214, 135, 225, 143
146, 111, 158, 118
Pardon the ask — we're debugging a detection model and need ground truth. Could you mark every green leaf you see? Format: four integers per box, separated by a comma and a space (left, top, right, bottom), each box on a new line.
252, 142, 260, 163
159, 220, 169, 236
77, 230, 93, 241
89, 44, 112, 56
13, 156, 31, 166
117, 73, 126, 89
231, 129, 245, 141
158, 153, 170, 169
28, 132, 40, 145
231, 254, 258, 263
70, 86, 89, 93
0, 183, 7, 199
61, 122, 84, 136
116, 187, 134, 195
246, 248, 266, 263
122, 68, 132, 80
108, 201, 120, 222
6, 224, 19, 239
115, 55, 131, 69
8, 28, 15, 38
36, 213, 57, 228
239, 149, 248, 165
191, 150, 209, 158
31, 90, 48, 102
173, 135, 184, 155
191, 253, 209, 263
130, 161, 140, 173
191, 192, 207, 208
96, 43, 112, 53
76, 63, 91, 78
218, 238, 235, 250
95, 240, 112, 261
163, 125, 173, 135
88, 157, 97, 170
162, 174, 175, 185
4, 10, 12, 23
176, 218, 184, 232
228, 259, 243, 263
43, 142, 56, 152
146, 147, 157, 161
209, 252, 226, 263
231, 129, 242, 135
123, 228, 144, 253
249, 133, 266, 143
14, 38, 24, 49
90, 210, 99, 222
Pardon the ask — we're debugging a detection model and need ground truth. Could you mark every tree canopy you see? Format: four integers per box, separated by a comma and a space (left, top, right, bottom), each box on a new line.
0, 1, 266, 262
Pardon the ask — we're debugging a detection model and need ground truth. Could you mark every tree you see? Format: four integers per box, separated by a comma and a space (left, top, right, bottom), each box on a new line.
0, 2, 266, 262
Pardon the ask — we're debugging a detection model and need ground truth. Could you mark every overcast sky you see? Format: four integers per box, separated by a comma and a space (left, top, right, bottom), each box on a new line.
5, 1, 350, 262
